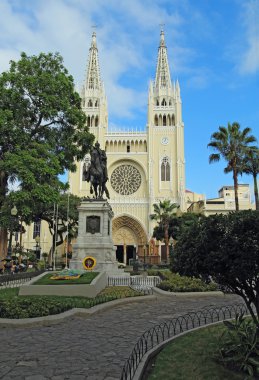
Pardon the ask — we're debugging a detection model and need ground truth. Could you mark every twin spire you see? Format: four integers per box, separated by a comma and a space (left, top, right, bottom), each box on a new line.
154, 29, 172, 89
85, 31, 101, 90
84, 29, 173, 92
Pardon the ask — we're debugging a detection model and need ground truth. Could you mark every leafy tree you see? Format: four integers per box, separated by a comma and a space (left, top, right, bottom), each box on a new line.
0, 52, 94, 255
241, 147, 259, 211
208, 122, 257, 210
173, 211, 259, 326
35, 193, 81, 258
150, 200, 179, 259
153, 212, 204, 242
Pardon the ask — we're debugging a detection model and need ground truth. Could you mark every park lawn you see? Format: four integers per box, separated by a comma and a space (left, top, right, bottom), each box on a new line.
147, 324, 245, 380
33, 272, 99, 285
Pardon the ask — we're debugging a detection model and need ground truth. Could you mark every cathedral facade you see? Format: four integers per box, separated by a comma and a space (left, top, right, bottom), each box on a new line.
69, 30, 186, 264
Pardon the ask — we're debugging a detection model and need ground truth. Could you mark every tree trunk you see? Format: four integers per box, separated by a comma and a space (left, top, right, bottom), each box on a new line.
164, 224, 169, 262
233, 164, 239, 211
253, 173, 259, 211
0, 227, 7, 264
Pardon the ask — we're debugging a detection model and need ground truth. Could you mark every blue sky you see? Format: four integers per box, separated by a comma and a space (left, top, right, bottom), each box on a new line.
0, 0, 258, 200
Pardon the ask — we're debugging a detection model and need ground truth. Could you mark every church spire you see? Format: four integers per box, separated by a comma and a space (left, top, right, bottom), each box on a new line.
154, 29, 172, 89
85, 31, 101, 90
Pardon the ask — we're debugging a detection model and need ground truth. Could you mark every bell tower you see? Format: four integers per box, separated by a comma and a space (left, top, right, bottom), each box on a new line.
69, 32, 107, 196
147, 29, 186, 211
80, 31, 108, 147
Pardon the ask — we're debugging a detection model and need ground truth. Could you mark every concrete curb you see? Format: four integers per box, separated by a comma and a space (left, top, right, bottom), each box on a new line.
0, 295, 157, 327
132, 319, 230, 380
153, 287, 224, 297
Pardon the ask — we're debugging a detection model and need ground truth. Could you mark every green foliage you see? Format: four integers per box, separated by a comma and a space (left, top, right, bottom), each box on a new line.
33, 272, 98, 285
0, 51, 94, 225
173, 210, 259, 324
218, 315, 259, 377
0, 286, 143, 319
156, 272, 217, 292
148, 323, 244, 380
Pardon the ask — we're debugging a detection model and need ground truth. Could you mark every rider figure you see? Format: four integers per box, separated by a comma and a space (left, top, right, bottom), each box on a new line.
86, 142, 109, 199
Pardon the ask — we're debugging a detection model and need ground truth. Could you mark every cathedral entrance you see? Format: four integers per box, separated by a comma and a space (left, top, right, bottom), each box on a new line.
113, 215, 147, 265
116, 245, 124, 263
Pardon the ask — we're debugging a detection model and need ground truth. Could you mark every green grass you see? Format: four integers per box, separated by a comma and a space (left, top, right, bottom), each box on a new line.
33, 272, 99, 285
0, 286, 143, 318
147, 324, 246, 380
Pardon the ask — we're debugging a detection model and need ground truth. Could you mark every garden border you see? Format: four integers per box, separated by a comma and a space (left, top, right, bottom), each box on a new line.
0, 295, 157, 327
120, 303, 248, 380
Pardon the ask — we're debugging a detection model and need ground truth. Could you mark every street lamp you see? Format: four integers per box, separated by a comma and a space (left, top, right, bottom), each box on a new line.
35, 235, 41, 260
5, 205, 18, 272
169, 236, 174, 267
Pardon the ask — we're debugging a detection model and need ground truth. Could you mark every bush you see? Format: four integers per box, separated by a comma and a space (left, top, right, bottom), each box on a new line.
217, 314, 259, 377
157, 273, 217, 292
0, 287, 143, 319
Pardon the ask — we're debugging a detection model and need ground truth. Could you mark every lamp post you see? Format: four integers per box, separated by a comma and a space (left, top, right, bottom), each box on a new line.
5, 205, 18, 273
169, 236, 174, 267
35, 235, 41, 260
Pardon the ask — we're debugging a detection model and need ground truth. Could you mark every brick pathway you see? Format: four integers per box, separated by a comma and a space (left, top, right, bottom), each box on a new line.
0, 293, 241, 380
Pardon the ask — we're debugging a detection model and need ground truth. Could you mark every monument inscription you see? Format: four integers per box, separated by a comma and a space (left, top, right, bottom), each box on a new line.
86, 216, 100, 234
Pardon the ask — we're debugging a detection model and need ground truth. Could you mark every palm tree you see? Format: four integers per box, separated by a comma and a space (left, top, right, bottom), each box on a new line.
150, 200, 179, 261
241, 148, 259, 211
208, 122, 257, 211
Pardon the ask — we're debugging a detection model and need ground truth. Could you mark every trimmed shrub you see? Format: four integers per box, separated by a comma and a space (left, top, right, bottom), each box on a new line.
157, 273, 217, 292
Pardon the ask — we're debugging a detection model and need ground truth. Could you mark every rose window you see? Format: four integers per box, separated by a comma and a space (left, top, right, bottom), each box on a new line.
111, 165, 141, 195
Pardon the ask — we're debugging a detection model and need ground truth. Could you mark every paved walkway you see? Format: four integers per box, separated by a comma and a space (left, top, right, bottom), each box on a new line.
0, 293, 241, 380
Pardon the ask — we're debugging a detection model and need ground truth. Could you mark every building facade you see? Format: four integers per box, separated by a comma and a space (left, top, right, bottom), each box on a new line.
68, 30, 186, 264
187, 184, 255, 216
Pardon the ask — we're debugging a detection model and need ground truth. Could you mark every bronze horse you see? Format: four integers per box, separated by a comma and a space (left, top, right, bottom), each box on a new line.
85, 143, 110, 199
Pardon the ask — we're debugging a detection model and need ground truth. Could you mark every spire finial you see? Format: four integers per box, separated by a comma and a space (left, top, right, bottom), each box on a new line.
91, 25, 98, 47
159, 23, 165, 46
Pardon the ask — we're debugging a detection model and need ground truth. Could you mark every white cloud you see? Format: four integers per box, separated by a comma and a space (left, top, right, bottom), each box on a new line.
239, 0, 259, 74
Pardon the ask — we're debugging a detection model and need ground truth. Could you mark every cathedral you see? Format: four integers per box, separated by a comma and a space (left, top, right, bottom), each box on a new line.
68, 30, 186, 264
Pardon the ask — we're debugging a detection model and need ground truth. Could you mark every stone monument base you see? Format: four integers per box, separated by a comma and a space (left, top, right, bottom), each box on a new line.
69, 199, 122, 274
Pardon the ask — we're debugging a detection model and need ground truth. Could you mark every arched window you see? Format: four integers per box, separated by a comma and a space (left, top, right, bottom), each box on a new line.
167, 114, 171, 125
169, 99, 172, 106
95, 116, 99, 127
172, 114, 175, 125
33, 219, 41, 239
161, 157, 170, 182
154, 115, 158, 126
159, 114, 162, 126
163, 115, 167, 126
87, 116, 91, 127
88, 99, 93, 107
95, 100, 98, 107
156, 99, 159, 106
161, 98, 167, 106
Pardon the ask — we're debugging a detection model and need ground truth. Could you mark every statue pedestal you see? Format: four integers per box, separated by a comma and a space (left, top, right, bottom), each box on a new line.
70, 200, 121, 274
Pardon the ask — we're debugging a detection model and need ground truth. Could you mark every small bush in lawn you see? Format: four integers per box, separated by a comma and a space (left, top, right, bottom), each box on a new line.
217, 314, 259, 377
157, 273, 217, 292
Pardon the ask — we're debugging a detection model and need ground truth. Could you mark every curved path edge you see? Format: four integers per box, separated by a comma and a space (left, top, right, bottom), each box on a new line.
153, 287, 224, 297
132, 316, 248, 380
0, 295, 157, 327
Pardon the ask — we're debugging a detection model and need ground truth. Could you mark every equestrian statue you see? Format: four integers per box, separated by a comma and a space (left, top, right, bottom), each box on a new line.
83, 142, 110, 199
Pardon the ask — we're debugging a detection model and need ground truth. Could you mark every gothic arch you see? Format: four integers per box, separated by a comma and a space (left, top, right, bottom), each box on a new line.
172, 114, 175, 125
95, 116, 99, 127
154, 114, 158, 126
161, 98, 167, 106
88, 99, 93, 107
163, 114, 167, 126
159, 114, 162, 125
113, 215, 148, 246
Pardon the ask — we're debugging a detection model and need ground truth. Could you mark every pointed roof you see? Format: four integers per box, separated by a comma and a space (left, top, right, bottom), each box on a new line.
155, 29, 172, 89
85, 32, 101, 90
